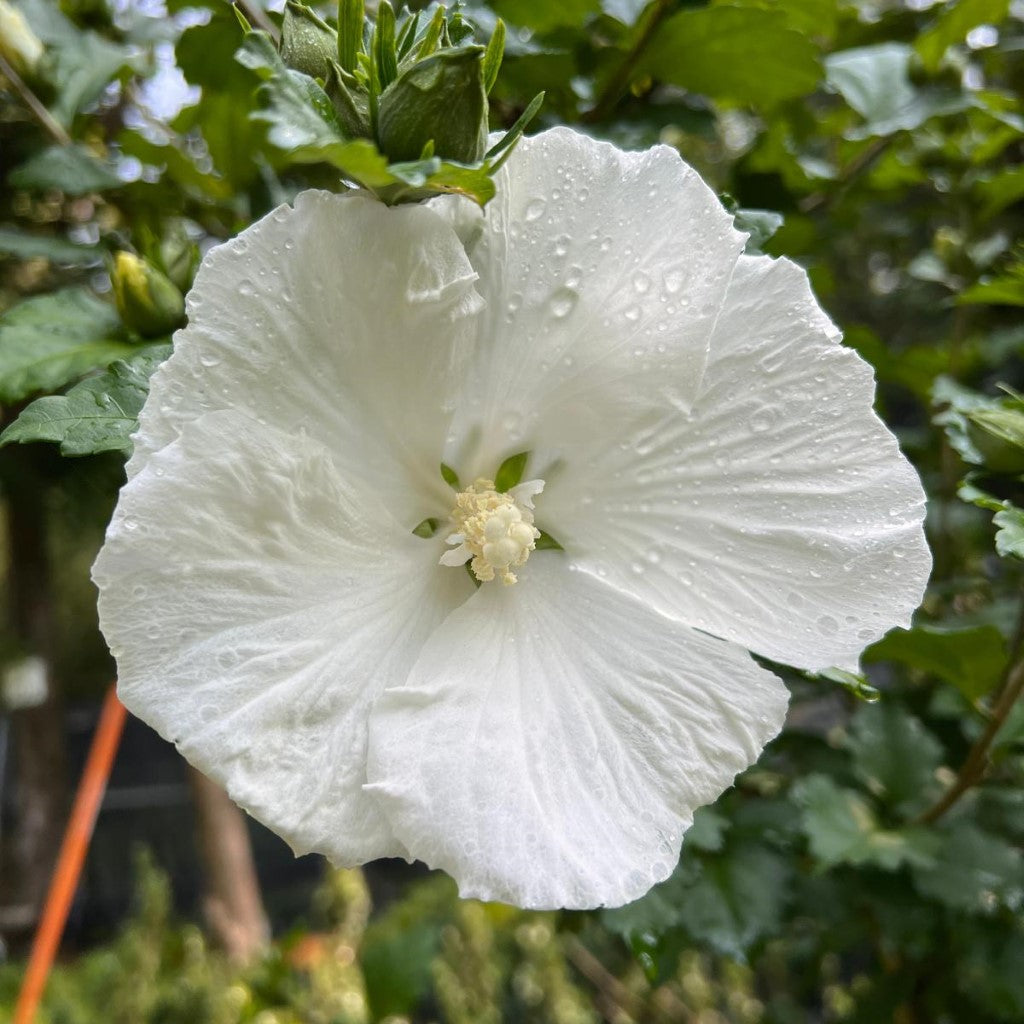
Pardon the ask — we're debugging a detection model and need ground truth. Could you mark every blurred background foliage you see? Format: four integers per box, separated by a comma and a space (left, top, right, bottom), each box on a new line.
0, 0, 1023, 1021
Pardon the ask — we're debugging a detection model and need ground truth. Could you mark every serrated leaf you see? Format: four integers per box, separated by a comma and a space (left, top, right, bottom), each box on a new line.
237, 31, 397, 185
0, 289, 135, 404
865, 624, 1007, 701
642, 6, 821, 109
8, 144, 122, 195
846, 703, 943, 812
993, 506, 1024, 559
0, 347, 170, 457
912, 823, 1023, 914
793, 774, 939, 871
604, 841, 789, 959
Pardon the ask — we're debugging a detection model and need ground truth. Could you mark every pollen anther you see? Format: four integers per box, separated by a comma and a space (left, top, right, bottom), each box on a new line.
440, 477, 544, 585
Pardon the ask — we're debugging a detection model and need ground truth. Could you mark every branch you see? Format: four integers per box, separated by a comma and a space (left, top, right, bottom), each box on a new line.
0, 52, 72, 146
582, 0, 673, 124
798, 136, 892, 214
916, 637, 1024, 825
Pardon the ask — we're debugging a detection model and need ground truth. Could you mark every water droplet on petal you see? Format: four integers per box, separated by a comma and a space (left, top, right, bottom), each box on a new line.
550, 287, 578, 319
525, 198, 547, 221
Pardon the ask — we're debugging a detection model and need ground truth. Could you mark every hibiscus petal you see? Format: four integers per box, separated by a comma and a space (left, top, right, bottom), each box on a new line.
130, 191, 482, 524
441, 127, 745, 476
94, 410, 473, 862
542, 255, 930, 671
365, 557, 788, 909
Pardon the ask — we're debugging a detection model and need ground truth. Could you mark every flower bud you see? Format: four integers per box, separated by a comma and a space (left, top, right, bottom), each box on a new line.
0, 0, 44, 77
280, 0, 336, 81
112, 252, 186, 339
376, 45, 488, 164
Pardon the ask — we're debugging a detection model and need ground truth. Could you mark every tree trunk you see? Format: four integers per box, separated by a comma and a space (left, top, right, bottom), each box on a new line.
0, 448, 67, 933
187, 765, 270, 964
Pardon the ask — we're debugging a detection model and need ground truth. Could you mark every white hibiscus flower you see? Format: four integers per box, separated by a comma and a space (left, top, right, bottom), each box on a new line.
92, 127, 930, 910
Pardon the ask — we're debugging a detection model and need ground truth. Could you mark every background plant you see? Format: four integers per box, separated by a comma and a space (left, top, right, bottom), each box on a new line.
0, 0, 1022, 1021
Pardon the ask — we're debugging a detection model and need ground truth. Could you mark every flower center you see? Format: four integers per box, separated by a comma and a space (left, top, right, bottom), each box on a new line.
440, 477, 543, 585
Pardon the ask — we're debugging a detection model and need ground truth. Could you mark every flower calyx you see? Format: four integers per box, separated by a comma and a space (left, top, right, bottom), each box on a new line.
441, 478, 544, 585
237, 1, 543, 207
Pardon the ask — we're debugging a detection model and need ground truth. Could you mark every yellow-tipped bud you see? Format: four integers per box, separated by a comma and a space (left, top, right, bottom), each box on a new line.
0, 0, 44, 76
112, 252, 186, 339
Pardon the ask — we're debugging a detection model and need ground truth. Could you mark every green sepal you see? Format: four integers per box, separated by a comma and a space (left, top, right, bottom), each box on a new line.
326, 61, 371, 138
535, 530, 564, 552
235, 12, 542, 207
494, 451, 529, 492
373, 0, 398, 91
412, 517, 441, 538
337, 0, 364, 73
281, 0, 337, 80
440, 463, 460, 488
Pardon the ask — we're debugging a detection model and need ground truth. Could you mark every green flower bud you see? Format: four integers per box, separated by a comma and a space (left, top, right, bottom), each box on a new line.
326, 61, 371, 139
376, 45, 488, 164
0, 0, 43, 76
112, 252, 186, 339
280, 0, 337, 81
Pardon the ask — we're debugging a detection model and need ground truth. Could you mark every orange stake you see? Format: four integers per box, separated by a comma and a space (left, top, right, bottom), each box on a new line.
14, 684, 127, 1024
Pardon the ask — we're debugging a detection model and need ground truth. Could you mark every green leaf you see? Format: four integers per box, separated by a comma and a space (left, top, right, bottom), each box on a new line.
793, 775, 939, 870
733, 208, 784, 255
0, 289, 135, 404
960, 266, 1024, 306
993, 506, 1024, 559
846, 703, 943, 812
912, 823, 1023, 914
605, 842, 790, 959
494, 451, 529, 492
916, 0, 1011, 73
493, 0, 599, 33
7, 144, 122, 194
0, 346, 170, 457
642, 6, 822, 109
865, 624, 1007, 701
0, 229, 102, 265
17, 0, 135, 128
825, 43, 969, 138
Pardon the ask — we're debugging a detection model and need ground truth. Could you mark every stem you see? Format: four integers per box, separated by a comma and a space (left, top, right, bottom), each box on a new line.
798, 137, 892, 213
235, 0, 279, 41
0, 52, 72, 146
917, 634, 1024, 825
582, 0, 674, 124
